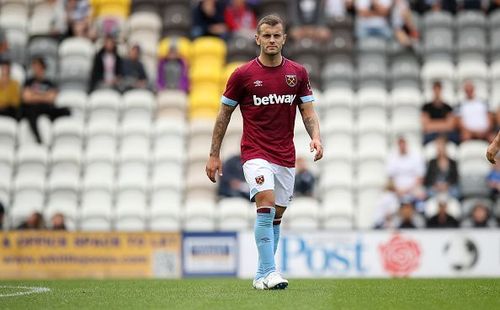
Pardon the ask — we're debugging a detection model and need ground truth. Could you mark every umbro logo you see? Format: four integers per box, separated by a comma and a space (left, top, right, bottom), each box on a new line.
253, 80, 263, 87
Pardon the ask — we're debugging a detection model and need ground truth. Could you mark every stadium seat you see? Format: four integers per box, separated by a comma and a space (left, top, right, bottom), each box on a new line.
423, 28, 454, 60
456, 60, 489, 101
357, 107, 387, 135
52, 117, 85, 151
0, 116, 17, 150
85, 118, 118, 161
88, 89, 121, 123
0, 147, 14, 206
55, 90, 88, 118
390, 106, 422, 138
322, 191, 354, 229
157, 90, 188, 118
16, 144, 48, 179
0, 13, 28, 64
128, 11, 162, 43
115, 177, 148, 232
458, 140, 489, 164
322, 132, 354, 164
424, 196, 462, 219
185, 161, 216, 201
10, 62, 25, 86
356, 161, 387, 190
319, 161, 353, 193
257, 0, 287, 19
218, 197, 251, 231
192, 36, 226, 67
28, 37, 59, 81
10, 173, 45, 227
162, 3, 191, 37
357, 54, 387, 89
424, 140, 458, 161
154, 117, 186, 163
390, 87, 423, 110
226, 37, 257, 63
29, 0, 52, 36
355, 188, 382, 229
459, 160, 490, 198
58, 37, 94, 90
286, 197, 320, 230
421, 60, 456, 105
461, 197, 493, 217
357, 132, 388, 164
91, 0, 131, 19
321, 61, 354, 89
183, 199, 216, 231
390, 58, 420, 89
149, 200, 182, 231
157, 36, 192, 62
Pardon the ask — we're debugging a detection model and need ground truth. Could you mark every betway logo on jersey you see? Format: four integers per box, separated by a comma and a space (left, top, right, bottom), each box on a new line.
253, 94, 296, 106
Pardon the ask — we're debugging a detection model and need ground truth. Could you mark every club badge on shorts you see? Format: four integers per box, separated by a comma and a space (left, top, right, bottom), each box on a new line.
255, 175, 265, 185
285, 75, 297, 87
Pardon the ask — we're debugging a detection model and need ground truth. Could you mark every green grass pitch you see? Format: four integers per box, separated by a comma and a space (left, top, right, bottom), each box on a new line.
1, 279, 499, 310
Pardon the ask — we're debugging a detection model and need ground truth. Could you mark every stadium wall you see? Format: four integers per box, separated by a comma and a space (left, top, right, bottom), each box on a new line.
1, 230, 499, 279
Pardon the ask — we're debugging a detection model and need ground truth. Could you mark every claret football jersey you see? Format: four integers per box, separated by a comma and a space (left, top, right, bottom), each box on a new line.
221, 57, 314, 168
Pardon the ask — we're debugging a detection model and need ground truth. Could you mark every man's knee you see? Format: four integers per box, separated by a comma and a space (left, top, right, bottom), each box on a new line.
255, 190, 275, 207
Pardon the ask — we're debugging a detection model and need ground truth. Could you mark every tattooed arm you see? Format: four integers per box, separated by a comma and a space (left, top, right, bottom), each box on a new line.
298, 102, 323, 161
487, 130, 500, 164
206, 104, 236, 182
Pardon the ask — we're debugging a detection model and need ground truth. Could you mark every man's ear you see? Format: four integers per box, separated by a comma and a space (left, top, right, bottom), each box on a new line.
255, 33, 260, 46
283, 33, 287, 45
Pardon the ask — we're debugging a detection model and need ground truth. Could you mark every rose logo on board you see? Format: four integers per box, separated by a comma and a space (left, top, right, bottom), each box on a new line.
379, 234, 421, 277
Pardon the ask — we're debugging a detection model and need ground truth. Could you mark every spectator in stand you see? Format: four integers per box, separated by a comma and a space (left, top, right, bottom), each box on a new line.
325, 0, 355, 18
0, 59, 21, 119
458, 0, 483, 11
355, 0, 393, 39
89, 35, 123, 92
456, 81, 493, 142
22, 58, 70, 144
486, 161, 500, 201
17, 212, 44, 230
218, 154, 249, 199
65, 0, 91, 37
373, 180, 400, 229
488, 0, 500, 13
424, 135, 460, 199
50, 213, 66, 230
392, 0, 420, 49
289, 0, 331, 42
426, 200, 460, 228
416, 0, 457, 13
421, 81, 458, 144
0, 28, 8, 56
461, 202, 498, 228
294, 156, 315, 197
48, 0, 68, 40
394, 198, 426, 229
224, 0, 257, 38
0, 202, 4, 230
386, 136, 426, 203
192, 0, 228, 39
156, 41, 189, 93
121, 44, 148, 91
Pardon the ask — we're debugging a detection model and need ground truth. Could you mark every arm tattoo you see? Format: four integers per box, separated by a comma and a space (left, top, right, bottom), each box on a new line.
299, 105, 320, 140
303, 115, 320, 140
209, 105, 234, 157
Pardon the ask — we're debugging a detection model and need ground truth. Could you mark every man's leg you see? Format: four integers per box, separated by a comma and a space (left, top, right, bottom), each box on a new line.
254, 190, 277, 279
273, 206, 286, 255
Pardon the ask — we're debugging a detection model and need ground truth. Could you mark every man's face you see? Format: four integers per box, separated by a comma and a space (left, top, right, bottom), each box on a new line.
32, 61, 44, 78
432, 84, 442, 99
397, 138, 407, 154
464, 82, 475, 99
255, 24, 286, 56
0, 64, 9, 78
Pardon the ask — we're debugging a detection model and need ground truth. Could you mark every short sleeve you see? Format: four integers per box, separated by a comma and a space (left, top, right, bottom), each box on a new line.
298, 66, 314, 104
221, 68, 244, 107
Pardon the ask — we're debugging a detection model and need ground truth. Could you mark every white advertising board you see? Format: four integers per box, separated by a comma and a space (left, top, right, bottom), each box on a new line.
238, 230, 500, 278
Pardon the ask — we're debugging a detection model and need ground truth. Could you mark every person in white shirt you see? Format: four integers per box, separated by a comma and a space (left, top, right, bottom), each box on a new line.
456, 81, 493, 142
355, 0, 393, 39
386, 136, 426, 201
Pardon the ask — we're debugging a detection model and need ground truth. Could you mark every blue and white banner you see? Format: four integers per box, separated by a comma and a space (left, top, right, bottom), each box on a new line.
182, 232, 238, 277
238, 230, 500, 278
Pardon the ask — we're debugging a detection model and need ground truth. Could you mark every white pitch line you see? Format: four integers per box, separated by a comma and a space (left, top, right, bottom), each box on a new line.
0, 286, 51, 298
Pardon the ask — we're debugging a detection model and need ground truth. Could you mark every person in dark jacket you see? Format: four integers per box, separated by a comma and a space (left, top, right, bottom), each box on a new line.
424, 135, 459, 199
89, 35, 123, 92
426, 200, 460, 228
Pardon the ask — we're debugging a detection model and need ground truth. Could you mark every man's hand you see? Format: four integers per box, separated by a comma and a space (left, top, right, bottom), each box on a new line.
310, 139, 323, 161
486, 142, 499, 164
206, 156, 223, 183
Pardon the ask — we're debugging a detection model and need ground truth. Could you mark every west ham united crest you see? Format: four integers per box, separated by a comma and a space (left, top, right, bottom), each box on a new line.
255, 175, 265, 185
285, 74, 297, 87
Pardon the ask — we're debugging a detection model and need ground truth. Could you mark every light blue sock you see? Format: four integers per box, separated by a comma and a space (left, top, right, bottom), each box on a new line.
273, 217, 281, 255
254, 207, 276, 280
